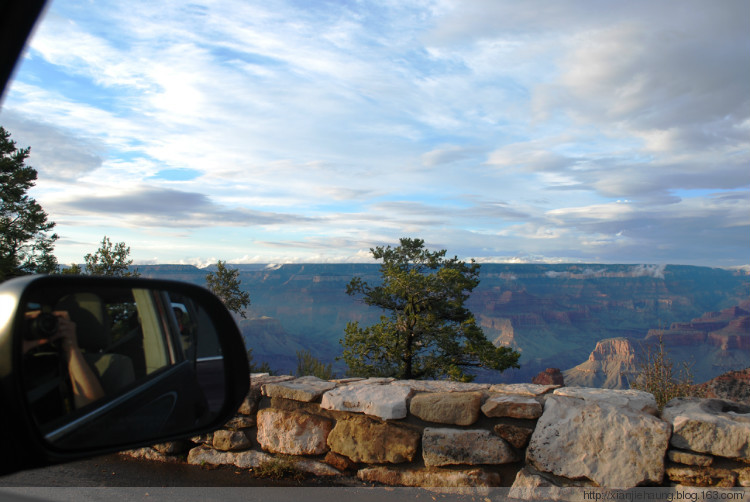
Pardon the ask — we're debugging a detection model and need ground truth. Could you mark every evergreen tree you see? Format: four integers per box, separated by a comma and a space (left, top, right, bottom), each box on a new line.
83, 236, 139, 277
340, 237, 520, 382
0, 126, 58, 280
296, 350, 334, 380
206, 260, 250, 318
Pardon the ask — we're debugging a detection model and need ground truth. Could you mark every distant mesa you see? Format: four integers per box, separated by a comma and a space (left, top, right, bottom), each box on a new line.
563, 338, 639, 389
134, 263, 749, 382
564, 301, 750, 390
646, 301, 750, 351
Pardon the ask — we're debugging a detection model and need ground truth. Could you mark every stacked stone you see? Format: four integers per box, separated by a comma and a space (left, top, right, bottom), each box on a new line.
186, 374, 293, 471
178, 375, 561, 486
125, 374, 750, 491
513, 388, 672, 491
661, 398, 750, 487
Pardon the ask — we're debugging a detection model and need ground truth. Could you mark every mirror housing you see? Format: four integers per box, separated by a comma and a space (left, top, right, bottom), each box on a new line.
0, 275, 250, 476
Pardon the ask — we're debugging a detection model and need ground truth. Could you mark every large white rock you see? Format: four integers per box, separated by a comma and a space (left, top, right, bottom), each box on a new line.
392, 380, 490, 393
527, 395, 671, 488
553, 387, 658, 415
662, 398, 750, 460
262, 376, 337, 402
320, 381, 413, 420
489, 383, 559, 396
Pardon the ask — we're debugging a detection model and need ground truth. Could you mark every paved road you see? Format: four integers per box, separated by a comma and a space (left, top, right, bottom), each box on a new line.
0, 455, 479, 502
0, 454, 327, 487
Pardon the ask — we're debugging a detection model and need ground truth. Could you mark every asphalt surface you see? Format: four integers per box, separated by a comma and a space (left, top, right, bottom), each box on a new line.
0, 455, 490, 502
0, 454, 318, 487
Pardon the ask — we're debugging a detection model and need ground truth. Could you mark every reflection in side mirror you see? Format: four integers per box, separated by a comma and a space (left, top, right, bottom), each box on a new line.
18, 280, 230, 451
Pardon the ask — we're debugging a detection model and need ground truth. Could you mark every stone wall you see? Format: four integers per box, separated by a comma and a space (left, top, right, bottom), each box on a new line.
134, 374, 750, 489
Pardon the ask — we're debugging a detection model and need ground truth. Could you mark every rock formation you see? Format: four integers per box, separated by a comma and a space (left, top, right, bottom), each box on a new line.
698, 367, 750, 404
563, 338, 639, 389
564, 301, 750, 389
139, 264, 750, 380
531, 368, 564, 386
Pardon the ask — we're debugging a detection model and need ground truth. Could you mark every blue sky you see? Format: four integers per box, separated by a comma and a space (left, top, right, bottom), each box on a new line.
1, 0, 748, 267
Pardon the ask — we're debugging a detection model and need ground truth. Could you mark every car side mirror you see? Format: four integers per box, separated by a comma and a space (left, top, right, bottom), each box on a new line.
0, 275, 249, 476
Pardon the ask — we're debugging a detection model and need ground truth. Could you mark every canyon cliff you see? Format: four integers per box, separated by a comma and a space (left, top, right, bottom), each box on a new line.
139, 263, 749, 382
564, 301, 750, 388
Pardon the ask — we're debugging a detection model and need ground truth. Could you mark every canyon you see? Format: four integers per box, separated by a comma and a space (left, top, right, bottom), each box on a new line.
139, 263, 750, 384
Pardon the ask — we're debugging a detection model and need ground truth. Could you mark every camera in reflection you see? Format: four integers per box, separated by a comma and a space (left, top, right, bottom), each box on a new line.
26, 312, 59, 340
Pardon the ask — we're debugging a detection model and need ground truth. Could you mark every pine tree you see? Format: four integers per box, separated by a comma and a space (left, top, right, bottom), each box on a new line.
340, 237, 520, 381
205, 260, 250, 318
0, 126, 58, 281
83, 236, 139, 277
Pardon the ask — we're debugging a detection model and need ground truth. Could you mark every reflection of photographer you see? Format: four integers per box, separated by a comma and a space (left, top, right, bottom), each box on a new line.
24, 311, 105, 410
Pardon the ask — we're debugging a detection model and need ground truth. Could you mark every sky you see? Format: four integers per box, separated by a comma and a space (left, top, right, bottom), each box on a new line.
1, 0, 748, 268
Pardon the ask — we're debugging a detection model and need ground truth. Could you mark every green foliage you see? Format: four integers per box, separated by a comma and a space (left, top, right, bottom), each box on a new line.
254, 456, 304, 481
247, 348, 273, 374
206, 260, 250, 318
60, 263, 83, 275
629, 334, 705, 410
340, 237, 520, 381
0, 126, 58, 280
82, 236, 139, 277
296, 350, 334, 380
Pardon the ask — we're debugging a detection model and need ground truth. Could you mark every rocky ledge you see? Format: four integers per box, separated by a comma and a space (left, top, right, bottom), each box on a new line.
124, 374, 750, 491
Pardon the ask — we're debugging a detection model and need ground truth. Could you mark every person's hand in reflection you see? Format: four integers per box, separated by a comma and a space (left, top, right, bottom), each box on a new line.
53, 313, 106, 408
24, 312, 106, 409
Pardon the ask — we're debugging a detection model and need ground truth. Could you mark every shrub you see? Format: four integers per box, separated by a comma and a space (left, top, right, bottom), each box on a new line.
296, 350, 334, 380
254, 457, 304, 481
629, 334, 704, 410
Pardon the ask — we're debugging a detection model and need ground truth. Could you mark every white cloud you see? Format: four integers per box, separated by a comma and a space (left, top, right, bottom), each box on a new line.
1, 0, 746, 266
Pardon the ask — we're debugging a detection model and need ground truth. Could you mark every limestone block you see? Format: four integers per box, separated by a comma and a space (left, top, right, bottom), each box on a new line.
553, 387, 658, 415
357, 466, 501, 488
409, 392, 482, 425
151, 440, 192, 455
324, 451, 357, 472
212, 429, 251, 451
237, 395, 260, 416
668, 449, 714, 467
509, 467, 576, 501
121, 447, 176, 462
739, 467, 750, 487
262, 376, 337, 402
392, 380, 490, 393
662, 398, 750, 460
250, 374, 295, 389
224, 415, 256, 430
526, 395, 671, 488
665, 465, 738, 487
327, 415, 420, 464
190, 432, 213, 445
511, 467, 559, 488
320, 381, 413, 420
422, 428, 517, 467
489, 383, 559, 397
187, 445, 273, 469
482, 394, 543, 419
256, 408, 333, 455
238, 375, 294, 415
291, 458, 342, 477
494, 423, 535, 449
